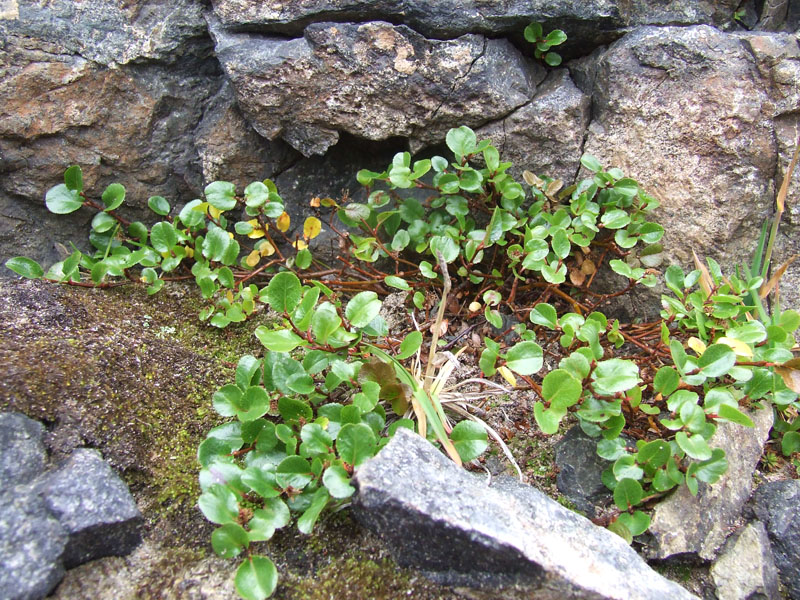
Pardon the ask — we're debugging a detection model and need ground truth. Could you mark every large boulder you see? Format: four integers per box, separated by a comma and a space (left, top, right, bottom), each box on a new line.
353, 428, 697, 599
0, 1, 222, 268
209, 19, 542, 156
581, 25, 800, 310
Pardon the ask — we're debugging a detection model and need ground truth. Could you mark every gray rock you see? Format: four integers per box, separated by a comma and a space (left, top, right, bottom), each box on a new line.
0, 0, 208, 66
646, 407, 773, 560
583, 25, 800, 311
477, 68, 591, 184
710, 521, 780, 600
0, 33, 223, 268
193, 82, 300, 186
554, 425, 612, 517
209, 0, 626, 44
751, 480, 800, 599
0, 411, 46, 487
209, 19, 540, 156
0, 488, 68, 600
353, 428, 697, 599
42, 449, 142, 569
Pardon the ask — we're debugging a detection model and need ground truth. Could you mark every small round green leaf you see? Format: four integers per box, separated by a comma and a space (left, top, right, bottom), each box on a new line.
542, 369, 582, 410
266, 272, 302, 313
450, 420, 488, 462
101, 183, 125, 210
198, 483, 239, 525
64, 165, 83, 192
675, 431, 713, 461
613, 478, 643, 510
211, 523, 249, 558
396, 331, 422, 360
148, 195, 170, 216
698, 344, 736, 378
445, 125, 477, 158
254, 327, 305, 353
345, 291, 382, 328
5, 257, 44, 279
46, 184, 83, 214
336, 423, 377, 467
322, 464, 355, 498
235, 556, 278, 600
205, 181, 237, 211
276, 455, 313, 490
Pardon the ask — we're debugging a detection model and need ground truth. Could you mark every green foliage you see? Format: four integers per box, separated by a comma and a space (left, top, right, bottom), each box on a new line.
523, 22, 568, 66
8, 121, 798, 596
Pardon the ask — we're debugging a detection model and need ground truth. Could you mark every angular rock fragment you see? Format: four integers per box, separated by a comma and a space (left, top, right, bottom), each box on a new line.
553, 425, 612, 517
42, 449, 142, 569
353, 428, 697, 599
751, 480, 800, 599
0, 488, 67, 600
646, 407, 773, 560
0, 411, 47, 487
209, 19, 540, 156
477, 69, 590, 184
710, 521, 779, 600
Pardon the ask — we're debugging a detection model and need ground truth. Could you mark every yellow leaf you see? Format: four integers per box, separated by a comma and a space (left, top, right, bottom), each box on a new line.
248, 229, 265, 239
228, 231, 234, 239
208, 205, 221, 220
303, 216, 322, 240
245, 250, 260, 267
309, 197, 321, 207
258, 241, 275, 257
717, 337, 753, 358
185, 247, 194, 258
226, 290, 234, 303
497, 365, 517, 388
468, 301, 482, 312
276, 212, 290, 232
292, 239, 308, 251
687, 336, 707, 355
194, 202, 210, 214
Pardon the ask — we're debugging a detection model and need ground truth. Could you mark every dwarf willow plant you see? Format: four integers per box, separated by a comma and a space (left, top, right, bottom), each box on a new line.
7, 123, 800, 594
524, 21, 567, 66
196, 268, 545, 599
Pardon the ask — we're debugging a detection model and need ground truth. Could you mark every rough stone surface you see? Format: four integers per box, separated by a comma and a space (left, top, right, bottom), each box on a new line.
477, 68, 590, 183
0, 487, 68, 600
210, 0, 626, 43
582, 25, 800, 309
0, 411, 46, 487
353, 428, 697, 599
646, 407, 773, 561
751, 480, 800, 599
209, 19, 541, 156
194, 81, 300, 186
710, 521, 780, 600
43, 448, 143, 569
553, 425, 612, 517
0, 7, 222, 268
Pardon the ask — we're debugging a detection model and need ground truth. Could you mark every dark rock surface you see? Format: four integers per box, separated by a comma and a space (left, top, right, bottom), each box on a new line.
0, 411, 47, 486
0, 410, 142, 598
476, 68, 590, 183
43, 449, 143, 569
210, 18, 541, 156
353, 428, 697, 599
710, 521, 780, 600
553, 425, 612, 518
751, 480, 800, 599
646, 407, 773, 560
0, 487, 68, 600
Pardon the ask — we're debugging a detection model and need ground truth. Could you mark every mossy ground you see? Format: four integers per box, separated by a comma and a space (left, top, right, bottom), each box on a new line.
0, 278, 468, 599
